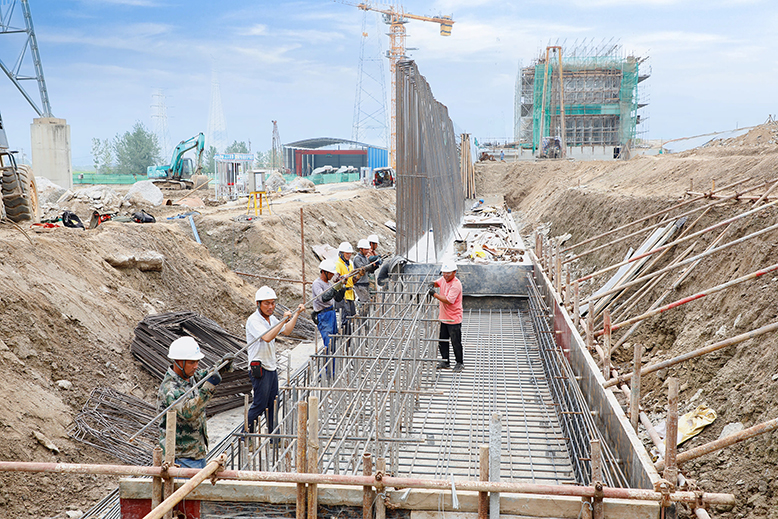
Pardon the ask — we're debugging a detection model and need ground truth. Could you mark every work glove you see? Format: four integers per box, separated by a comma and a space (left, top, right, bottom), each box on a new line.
206, 370, 222, 387
334, 288, 347, 302
311, 311, 319, 325
218, 353, 236, 374
427, 281, 436, 290
428, 287, 436, 297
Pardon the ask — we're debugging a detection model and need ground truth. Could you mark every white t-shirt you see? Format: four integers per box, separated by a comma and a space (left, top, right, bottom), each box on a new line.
246, 310, 279, 371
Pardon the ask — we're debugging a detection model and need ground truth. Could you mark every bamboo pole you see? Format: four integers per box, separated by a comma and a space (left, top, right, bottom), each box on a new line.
582, 220, 778, 307
363, 453, 373, 519
296, 400, 307, 519
576, 199, 778, 286
375, 457, 386, 519
307, 395, 320, 519
143, 459, 222, 519
0, 461, 735, 505
590, 439, 603, 519
663, 379, 679, 486
151, 447, 163, 510
599, 262, 778, 338
604, 321, 778, 388
479, 445, 489, 519
163, 410, 176, 519
562, 177, 756, 255
656, 416, 778, 472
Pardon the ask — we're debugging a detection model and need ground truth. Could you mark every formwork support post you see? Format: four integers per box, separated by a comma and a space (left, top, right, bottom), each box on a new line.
308, 395, 320, 519
555, 240, 562, 295
602, 310, 611, 380
664, 378, 679, 486
163, 410, 176, 519
489, 413, 501, 519
586, 310, 594, 352
151, 447, 163, 510
630, 342, 643, 431
363, 453, 373, 519
479, 445, 489, 519
375, 457, 387, 519
590, 439, 604, 519
574, 281, 580, 328
296, 400, 308, 519
565, 264, 571, 307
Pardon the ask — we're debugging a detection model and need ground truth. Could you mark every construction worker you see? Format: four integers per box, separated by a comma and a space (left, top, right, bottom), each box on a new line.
311, 258, 339, 349
157, 336, 233, 469
246, 286, 305, 436
335, 241, 359, 335
353, 238, 378, 311
429, 261, 464, 372
367, 234, 382, 294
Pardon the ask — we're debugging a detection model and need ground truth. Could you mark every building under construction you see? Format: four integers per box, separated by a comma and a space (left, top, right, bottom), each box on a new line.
515, 42, 649, 159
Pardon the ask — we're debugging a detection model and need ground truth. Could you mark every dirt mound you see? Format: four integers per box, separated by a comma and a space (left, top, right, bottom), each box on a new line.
482, 124, 778, 519
0, 183, 396, 518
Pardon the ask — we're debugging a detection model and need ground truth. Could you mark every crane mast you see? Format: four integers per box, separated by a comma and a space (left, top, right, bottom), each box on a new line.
347, 2, 453, 169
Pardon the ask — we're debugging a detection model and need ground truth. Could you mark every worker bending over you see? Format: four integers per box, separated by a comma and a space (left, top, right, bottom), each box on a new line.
429, 262, 464, 372
246, 286, 305, 436
311, 259, 340, 349
157, 336, 233, 469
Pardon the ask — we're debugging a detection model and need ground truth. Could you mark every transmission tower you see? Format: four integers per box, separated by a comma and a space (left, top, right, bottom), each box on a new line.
271, 121, 282, 172
151, 89, 171, 162
0, 0, 52, 116
351, 11, 388, 147
207, 69, 228, 152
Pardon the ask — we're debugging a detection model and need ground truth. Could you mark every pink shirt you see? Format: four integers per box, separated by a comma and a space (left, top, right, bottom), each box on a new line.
435, 276, 463, 324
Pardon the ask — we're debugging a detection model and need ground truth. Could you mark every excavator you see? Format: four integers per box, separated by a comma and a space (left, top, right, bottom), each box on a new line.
147, 132, 209, 190
0, 110, 39, 223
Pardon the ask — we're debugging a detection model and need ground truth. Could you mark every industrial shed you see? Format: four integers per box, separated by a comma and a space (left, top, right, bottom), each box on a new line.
283, 137, 388, 176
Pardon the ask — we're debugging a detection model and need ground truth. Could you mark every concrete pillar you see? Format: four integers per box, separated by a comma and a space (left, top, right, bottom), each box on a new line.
31, 117, 72, 190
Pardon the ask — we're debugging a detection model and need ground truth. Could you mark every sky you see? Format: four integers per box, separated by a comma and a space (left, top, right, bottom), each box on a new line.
0, 0, 776, 168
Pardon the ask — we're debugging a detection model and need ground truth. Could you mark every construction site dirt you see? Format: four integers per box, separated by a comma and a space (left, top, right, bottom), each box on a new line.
2, 123, 778, 518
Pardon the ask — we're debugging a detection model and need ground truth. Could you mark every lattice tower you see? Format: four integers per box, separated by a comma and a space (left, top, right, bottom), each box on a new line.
207, 69, 229, 152
351, 11, 388, 147
151, 89, 171, 162
271, 120, 282, 172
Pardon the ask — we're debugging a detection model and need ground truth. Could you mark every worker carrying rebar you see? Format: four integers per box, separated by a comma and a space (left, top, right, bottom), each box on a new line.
353, 238, 380, 312
311, 259, 341, 349
246, 286, 305, 437
429, 261, 464, 372
335, 241, 360, 335
157, 336, 234, 469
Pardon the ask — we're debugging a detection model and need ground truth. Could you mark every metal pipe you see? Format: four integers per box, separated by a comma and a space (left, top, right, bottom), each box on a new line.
583, 221, 778, 306
590, 440, 603, 519
630, 342, 642, 432
363, 453, 373, 519
307, 395, 319, 518
656, 416, 778, 472
143, 458, 222, 519
296, 400, 307, 519
375, 457, 386, 519
0, 461, 736, 504
599, 263, 778, 337
604, 321, 778, 388
151, 447, 163, 510
489, 413, 501, 519
163, 410, 175, 517
479, 445, 489, 519
561, 177, 753, 254
576, 199, 778, 285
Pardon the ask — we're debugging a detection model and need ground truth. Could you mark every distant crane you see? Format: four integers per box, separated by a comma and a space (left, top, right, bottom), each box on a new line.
340, 2, 454, 169
271, 120, 283, 172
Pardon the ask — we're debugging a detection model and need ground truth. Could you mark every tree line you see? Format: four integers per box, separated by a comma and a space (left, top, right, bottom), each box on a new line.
92, 122, 273, 177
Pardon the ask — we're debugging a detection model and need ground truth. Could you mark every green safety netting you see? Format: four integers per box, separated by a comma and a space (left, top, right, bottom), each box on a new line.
73, 173, 139, 185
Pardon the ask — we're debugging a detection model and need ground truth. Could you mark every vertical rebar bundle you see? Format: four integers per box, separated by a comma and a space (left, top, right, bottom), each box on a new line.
395, 60, 464, 262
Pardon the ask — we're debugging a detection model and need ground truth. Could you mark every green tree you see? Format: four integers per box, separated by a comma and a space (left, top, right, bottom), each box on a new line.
203, 145, 217, 175
113, 122, 161, 177
225, 140, 249, 153
254, 150, 271, 168
91, 138, 113, 174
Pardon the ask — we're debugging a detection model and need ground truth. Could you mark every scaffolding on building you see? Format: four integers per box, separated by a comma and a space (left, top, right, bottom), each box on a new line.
517, 41, 649, 157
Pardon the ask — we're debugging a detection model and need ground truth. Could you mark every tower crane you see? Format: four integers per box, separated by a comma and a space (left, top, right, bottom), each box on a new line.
341, 2, 454, 169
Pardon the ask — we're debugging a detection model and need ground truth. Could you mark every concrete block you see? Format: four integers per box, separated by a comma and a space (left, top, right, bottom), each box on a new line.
31, 117, 72, 190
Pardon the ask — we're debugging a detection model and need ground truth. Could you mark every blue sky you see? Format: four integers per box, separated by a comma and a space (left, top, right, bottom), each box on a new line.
0, 0, 775, 168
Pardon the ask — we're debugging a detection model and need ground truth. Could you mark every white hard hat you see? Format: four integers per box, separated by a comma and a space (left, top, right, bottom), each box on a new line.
168, 336, 204, 361
441, 261, 458, 273
338, 241, 354, 253
368, 234, 380, 244
357, 238, 370, 250
255, 286, 277, 302
319, 259, 338, 274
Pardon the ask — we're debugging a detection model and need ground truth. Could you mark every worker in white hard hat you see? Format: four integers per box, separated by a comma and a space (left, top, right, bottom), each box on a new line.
428, 261, 464, 372
334, 241, 360, 335
157, 336, 232, 469
353, 238, 379, 312
311, 259, 341, 350
245, 286, 305, 436
367, 234, 382, 295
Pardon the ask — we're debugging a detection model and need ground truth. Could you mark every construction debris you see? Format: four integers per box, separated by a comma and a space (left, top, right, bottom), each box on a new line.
453, 203, 525, 264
